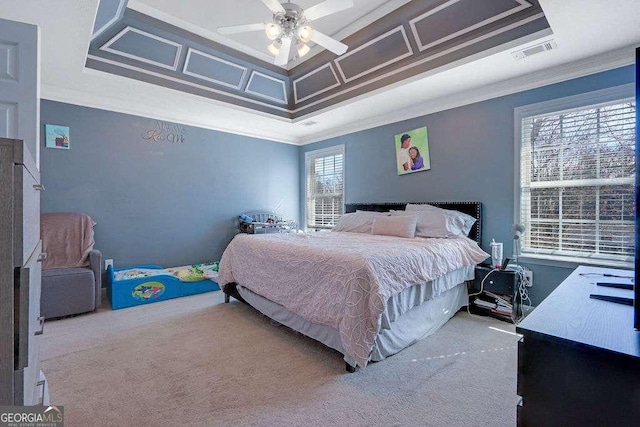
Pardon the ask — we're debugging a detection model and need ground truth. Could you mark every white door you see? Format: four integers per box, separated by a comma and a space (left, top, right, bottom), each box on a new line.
0, 17, 39, 406
0, 18, 39, 167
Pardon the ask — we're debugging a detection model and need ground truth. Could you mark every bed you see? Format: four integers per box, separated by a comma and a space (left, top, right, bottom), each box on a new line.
219, 202, 488, 371
107, 263, 220, 309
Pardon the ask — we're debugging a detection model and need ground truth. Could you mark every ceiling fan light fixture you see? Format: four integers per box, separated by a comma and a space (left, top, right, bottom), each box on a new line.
265, 22, 282, 40
217, 0, 354, 66
297, 42, 310, 57
297, 25, 313, 43
267, 40, 281, 56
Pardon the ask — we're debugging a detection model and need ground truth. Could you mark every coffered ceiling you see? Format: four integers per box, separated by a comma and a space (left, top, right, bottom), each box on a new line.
2, 1, 639, 144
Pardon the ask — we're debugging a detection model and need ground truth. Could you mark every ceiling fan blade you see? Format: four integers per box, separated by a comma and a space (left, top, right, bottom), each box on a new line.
275, 37, 293, 66
304, 0, 355, 21
217, 23, 266, 35
259, 0, 286, 14
311, 30, 348, 56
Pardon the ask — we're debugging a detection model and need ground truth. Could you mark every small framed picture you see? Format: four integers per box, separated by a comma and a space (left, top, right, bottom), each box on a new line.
45, 124, 70, 149
395, 126, 430, 175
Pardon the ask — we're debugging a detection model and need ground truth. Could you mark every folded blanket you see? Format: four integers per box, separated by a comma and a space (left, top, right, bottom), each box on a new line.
41, 213, 96, 270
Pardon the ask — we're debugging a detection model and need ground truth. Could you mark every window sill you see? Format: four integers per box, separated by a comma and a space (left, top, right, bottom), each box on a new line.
516, 253, 633, 270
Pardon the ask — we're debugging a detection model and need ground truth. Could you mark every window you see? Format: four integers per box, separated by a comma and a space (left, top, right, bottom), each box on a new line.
516, 85, 636, 266
305, 145, 345, 230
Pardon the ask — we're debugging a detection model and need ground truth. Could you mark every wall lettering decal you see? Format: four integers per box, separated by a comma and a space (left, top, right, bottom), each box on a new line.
142, 120, 186, 143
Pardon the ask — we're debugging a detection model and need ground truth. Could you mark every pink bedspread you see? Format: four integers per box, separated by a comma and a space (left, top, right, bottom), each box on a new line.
218, 231, 489, 367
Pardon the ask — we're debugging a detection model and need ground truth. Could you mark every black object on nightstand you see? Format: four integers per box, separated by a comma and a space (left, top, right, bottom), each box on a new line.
469, 264, 521, 322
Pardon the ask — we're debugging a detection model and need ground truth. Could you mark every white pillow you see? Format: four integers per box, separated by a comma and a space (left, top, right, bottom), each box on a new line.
405, 203, 476, 236
332, 211, 383, 233
390, 210, 450, 238
371, 215, 417, 239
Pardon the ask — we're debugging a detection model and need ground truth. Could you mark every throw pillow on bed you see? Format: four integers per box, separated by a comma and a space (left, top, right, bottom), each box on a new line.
405, 203, 476, 236
371, 215, 417, 238
389, 210, 452, 238
332, 211, 387, 233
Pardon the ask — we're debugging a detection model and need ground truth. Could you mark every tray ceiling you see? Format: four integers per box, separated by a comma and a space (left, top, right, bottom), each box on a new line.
2, 0, 639, 145
86, 0, 551, 119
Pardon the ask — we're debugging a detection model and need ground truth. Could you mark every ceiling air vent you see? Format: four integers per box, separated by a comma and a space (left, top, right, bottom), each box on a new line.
300, 121, 318, 127
512, 40, 557, 60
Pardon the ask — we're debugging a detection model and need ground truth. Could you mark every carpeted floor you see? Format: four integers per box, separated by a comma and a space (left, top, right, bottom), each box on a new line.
40, 291, 519, 426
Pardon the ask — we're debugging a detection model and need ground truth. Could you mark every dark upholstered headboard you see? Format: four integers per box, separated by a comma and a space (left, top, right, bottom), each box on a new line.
344, 202, 482, 244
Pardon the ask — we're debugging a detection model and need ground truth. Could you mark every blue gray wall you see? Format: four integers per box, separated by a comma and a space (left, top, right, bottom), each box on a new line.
299, 65, 635, 305
40, 100, 299, 268
39, 65, 634, 304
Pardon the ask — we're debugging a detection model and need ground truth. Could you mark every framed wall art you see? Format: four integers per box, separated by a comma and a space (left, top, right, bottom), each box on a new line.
395, 126, 430, 175
45, 124, 70, 149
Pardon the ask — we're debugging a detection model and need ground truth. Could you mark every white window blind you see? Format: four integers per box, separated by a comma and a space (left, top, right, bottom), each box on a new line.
519, 97, 636, 264
305, 146, 344, 230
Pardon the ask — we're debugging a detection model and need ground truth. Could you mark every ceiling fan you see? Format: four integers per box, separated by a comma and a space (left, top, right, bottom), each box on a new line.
217, 0, 354, 66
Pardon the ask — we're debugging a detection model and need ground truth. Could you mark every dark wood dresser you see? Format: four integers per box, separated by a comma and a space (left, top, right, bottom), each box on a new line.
0, 138, 45, 406
516, 265, 640, 426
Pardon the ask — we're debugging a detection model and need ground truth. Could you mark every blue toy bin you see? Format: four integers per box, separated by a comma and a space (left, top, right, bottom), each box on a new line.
106, 263, 220, 310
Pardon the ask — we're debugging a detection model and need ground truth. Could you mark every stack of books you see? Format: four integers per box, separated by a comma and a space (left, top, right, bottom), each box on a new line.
472, 291, 513, 320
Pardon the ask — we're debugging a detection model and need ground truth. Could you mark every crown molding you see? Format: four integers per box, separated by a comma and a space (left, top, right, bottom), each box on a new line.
297, 45, 636, 145
40, 82, 302, 146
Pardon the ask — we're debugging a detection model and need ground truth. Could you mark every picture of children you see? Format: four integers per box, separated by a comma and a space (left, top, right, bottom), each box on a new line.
409, 146, 424, 170
397, 134, 412, 172
394, 126, 430, 175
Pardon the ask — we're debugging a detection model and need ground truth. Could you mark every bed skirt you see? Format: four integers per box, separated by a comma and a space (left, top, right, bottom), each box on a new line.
236, 279, 469, 369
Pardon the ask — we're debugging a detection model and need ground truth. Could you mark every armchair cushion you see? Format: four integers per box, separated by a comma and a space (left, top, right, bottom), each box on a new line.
41, 268, 96, 319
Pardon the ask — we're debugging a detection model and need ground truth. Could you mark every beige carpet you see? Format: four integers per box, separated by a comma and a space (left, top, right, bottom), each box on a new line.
40, 291, 519, 426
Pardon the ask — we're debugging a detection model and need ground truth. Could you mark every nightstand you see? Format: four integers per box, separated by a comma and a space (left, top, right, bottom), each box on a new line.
469, 265, 521, 322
